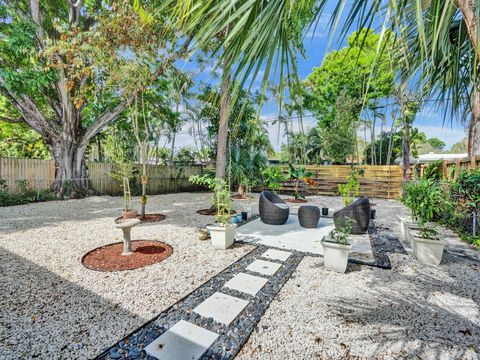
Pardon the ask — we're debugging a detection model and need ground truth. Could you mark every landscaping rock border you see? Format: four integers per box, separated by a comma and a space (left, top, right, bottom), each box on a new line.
96, 246, 304, 359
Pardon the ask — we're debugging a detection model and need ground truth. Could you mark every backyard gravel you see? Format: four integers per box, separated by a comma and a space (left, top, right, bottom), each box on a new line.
237, 197, 480, 360
0, 193, 254, 359
1, 194, 479, 359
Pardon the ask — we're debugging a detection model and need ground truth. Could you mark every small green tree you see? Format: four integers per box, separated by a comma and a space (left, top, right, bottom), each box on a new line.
319, 93, 357, 164
338, 166, 365, 206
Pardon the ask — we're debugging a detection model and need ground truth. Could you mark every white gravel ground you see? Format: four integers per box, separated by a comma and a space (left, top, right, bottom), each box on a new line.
1, 193, 479, 360
0, 193, 253, 359
237, 197, 480, 360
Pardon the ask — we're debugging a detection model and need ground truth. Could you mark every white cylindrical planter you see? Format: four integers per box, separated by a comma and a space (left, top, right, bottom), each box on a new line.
414, 236, 447, 266
207, 224, 237, 250
321, 240, 353, 273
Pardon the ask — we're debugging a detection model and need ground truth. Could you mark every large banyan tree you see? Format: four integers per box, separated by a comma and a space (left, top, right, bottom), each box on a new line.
0, 0, 190, 194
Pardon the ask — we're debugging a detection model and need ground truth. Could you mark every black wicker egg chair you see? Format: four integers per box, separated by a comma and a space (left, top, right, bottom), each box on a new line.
259, 191, 290, 225
333, 196, 371, 234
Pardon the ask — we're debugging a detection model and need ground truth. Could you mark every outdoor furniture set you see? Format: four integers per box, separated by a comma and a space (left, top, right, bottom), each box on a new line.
259, 190, 371, 233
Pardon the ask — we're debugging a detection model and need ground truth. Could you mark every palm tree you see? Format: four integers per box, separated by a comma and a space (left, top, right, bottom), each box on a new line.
168, 71, 192, 164
163, 0, 480, 156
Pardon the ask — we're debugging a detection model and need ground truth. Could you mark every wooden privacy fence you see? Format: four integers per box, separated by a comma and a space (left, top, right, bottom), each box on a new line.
0, 157, 205, 195
276, 165, 404, 200
87, 162, 206, 195
417, 155, 480, 180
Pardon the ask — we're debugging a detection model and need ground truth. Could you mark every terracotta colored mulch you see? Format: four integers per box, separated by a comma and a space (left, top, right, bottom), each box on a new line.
196, 208, 236, 216
286, 198, 308, 203
114, 213, 166, 223
82, 240, 173, 272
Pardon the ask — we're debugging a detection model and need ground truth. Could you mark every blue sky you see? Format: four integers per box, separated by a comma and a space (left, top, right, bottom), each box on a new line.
174, 1, 468, 152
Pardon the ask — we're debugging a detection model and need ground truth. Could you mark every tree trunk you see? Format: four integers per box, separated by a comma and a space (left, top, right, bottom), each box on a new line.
468, 90, 480, 156
215, 68, 231, 179
170, 132, 176, 165
49, 137, 88, 197
402, 117, 411, 181
457, 0, 479, 156
96, 136, 103, 162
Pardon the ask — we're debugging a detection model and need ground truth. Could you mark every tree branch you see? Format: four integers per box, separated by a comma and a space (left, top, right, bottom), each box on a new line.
0, 76, 58, 141
29, 0, 47, 44
81, 37, 194, 145
0, 115, 25, 124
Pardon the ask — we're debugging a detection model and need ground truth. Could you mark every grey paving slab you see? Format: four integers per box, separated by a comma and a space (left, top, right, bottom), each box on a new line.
261, 249, 292, 262
193, 292, 249, 325
224, 272, 269, 296
144, 320, 218, 360
246, 259, 282, 276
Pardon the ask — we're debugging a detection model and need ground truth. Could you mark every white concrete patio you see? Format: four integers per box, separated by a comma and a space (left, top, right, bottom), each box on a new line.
235, 215, 373, 261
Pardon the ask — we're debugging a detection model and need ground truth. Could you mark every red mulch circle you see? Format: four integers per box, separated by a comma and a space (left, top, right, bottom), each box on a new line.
196, 209, 236, 216
286, 198, 308, 203
82, 240, 173, 272
114, 213, 166, 223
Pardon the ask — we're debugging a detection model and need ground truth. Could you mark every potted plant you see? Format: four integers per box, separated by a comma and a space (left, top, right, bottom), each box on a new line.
206, 179, 237, 250
411, 225, 447, 265
321, 219, 353, 273
401, 179, 449, 265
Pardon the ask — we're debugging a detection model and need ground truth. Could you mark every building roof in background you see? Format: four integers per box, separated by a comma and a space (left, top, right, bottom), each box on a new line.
395, 152, 469, 164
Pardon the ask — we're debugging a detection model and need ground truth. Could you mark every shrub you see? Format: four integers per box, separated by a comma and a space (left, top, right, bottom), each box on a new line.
423, 160, 443, 182
338, 166, 364, 206
402, 179, 449, 224
261, 167, 286, 192
450, 169, 480, 209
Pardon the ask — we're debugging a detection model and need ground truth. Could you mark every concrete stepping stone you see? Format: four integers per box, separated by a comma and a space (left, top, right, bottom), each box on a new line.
246, 259, 282, 276
261, 249, 292, 262
224, 272, 269, 296
144, 320, 218, 360
193, 292, 249, 325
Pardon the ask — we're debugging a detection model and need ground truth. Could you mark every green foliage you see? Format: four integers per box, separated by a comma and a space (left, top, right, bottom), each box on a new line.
0, 121, 51, 159
305, 29, 395, 130
426, 138, 445, 150
450, 139, 468, 154
418, 225, 439, 239
402, 180, 448, 225
174, 146, 197, 165
327, 218, 353, 245
364, 130, 402, 166
423, 160, 444, 182
229, 144, 267, 194
451, 170, 480, 209
199, 85, 273, 169
286, 164, 312, 199
212, 178, 233, 225
189, 173, 217, 190
338, 166, 364, 206
318, 93, 357, 164
0, 178, 55, 206
261, 167, 286, 192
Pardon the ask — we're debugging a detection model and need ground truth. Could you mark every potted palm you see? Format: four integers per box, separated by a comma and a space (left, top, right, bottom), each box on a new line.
321, 219, 353, 273
207, 179, 237, 250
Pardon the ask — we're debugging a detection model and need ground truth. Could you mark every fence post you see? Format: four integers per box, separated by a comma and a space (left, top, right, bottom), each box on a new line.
36, 179, 40, 201
473, 211, 477, 237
